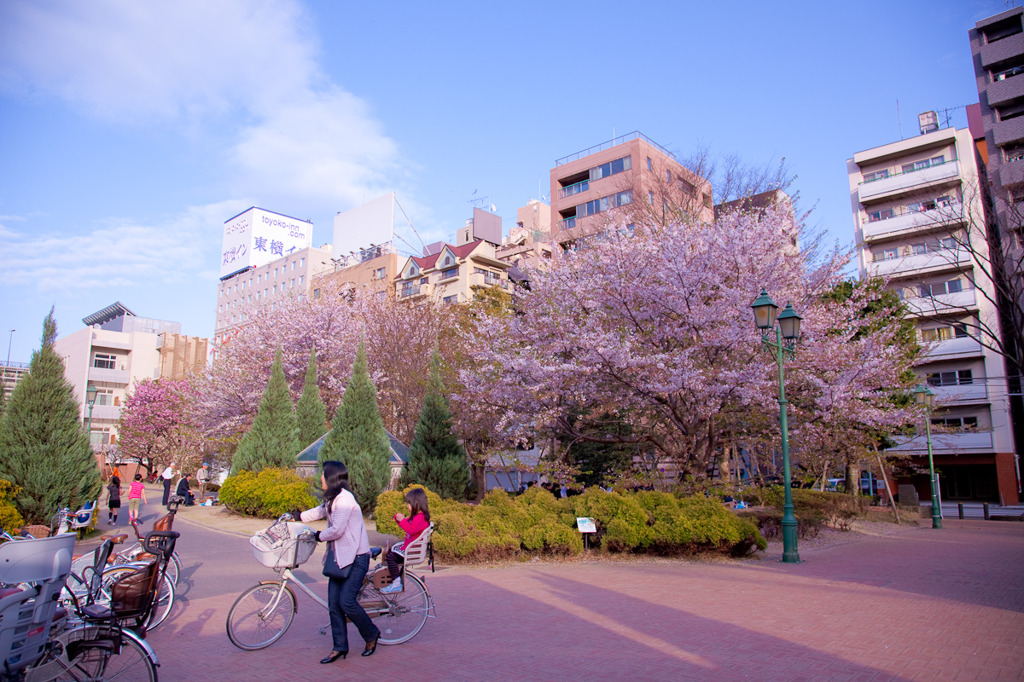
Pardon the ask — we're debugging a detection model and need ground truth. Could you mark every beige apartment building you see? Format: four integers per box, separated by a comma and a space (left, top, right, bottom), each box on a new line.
54, 302, 208, 453
396, 240, 510, 305
848, 123, 1019, 504
313, 243, 399, 301
550, 132, 713, 249
214, 245, 334, 346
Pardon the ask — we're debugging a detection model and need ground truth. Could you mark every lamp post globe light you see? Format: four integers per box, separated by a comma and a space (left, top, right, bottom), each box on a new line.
750, 288, 802, 563
85, 383, 99, 451
913, 384, 942, 529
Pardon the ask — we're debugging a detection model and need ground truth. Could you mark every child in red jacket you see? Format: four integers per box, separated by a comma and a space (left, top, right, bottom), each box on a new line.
381, 488, 430, 594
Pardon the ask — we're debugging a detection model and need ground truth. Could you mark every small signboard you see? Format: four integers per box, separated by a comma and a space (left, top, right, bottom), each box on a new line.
576, 517, 597, 533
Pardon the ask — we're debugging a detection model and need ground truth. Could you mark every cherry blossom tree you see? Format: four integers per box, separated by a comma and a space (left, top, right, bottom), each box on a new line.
118, 378, 203, 479
457, 203, 918, 485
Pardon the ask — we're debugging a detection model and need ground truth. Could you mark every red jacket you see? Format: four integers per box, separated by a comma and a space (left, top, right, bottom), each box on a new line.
395, 512, 430, 550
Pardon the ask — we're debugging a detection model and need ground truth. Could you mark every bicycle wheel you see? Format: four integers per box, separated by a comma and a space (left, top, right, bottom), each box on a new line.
370, 573, 429, 645
99, 565, 175, 631
27, 625, 157, 682
226, 582, 295, 650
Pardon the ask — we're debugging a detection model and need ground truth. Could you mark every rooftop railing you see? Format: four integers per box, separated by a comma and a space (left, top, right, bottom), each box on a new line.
555, 131, 675, 166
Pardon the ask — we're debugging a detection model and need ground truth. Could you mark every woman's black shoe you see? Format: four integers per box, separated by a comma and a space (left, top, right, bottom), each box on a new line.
320, 651, 347, 664
361, 636, 379, 657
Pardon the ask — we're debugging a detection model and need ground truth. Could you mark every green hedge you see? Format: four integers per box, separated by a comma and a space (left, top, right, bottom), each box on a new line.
0, 479, 24, 533
737, 487, 872, 538
218, 469, 318, 518
376, 485, 766, 563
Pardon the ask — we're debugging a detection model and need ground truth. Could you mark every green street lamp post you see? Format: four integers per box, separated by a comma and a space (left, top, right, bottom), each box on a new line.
913, 384, 942, 529
751, 288, 802, 563
85, 383, 99, 451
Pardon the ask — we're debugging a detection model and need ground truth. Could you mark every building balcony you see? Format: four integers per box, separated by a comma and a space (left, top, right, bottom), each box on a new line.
558, 216, 577, 230
929, 383, 989, 403
999, 159, 1024, 187
89, 404, 122, 421
90, 336, 131, 351
557, 180, 590, 199
470, 272, 507, 289
904, 289, 977, 316
890, 431, 994, 453
867, 249, 970, 279
861, 202, 963, 241
399, 283, 426, 299
921, 336, 984, 361
858, 161, 960, 202
88, 367, 130, 384
987, 74, 1024, 109
993, 116, 1024, 146
980, 31, 1024, 68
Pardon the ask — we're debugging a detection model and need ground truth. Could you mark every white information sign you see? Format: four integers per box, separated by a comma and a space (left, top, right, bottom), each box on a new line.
576, 517, 597, 533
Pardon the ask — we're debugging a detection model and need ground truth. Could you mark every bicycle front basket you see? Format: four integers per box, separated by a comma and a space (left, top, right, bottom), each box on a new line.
109, 560, 160, 619
250, 522, 315, 569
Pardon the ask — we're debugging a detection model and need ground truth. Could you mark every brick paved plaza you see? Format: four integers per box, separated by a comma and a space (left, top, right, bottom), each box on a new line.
144, 516, 1023, 681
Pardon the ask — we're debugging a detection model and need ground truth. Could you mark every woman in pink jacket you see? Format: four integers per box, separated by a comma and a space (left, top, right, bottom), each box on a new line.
297, 460, 380, 664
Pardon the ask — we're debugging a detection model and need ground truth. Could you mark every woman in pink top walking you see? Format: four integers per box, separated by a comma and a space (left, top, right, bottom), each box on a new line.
127, 473, 147, 523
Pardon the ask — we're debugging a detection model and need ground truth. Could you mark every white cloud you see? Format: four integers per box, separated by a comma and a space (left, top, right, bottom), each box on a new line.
0, 201, 247, 292
0, 0, 403, 212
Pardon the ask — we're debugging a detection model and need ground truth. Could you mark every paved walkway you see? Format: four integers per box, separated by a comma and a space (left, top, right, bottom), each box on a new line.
135, 513, 1024, 681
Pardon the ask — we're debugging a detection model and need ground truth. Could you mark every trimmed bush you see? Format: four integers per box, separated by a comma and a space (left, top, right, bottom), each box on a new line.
0, 479, 25, 532
218, 468, 318, 518
376, 484, 766, 563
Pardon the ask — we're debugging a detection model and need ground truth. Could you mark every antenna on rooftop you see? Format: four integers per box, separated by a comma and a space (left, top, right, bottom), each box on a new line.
468, 191, 491, 210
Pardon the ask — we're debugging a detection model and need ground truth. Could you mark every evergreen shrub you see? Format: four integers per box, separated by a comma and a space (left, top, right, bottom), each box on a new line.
0, 480, 25, 531
375, 484, 765, 563
218, 468, 317, 518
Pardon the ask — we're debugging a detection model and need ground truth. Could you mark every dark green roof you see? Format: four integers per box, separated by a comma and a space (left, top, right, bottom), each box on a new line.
296, 430, 408, 465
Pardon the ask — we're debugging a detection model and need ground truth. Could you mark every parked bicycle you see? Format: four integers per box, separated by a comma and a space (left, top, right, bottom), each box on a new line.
226, 516, 436, 651
0, 530, 176, 681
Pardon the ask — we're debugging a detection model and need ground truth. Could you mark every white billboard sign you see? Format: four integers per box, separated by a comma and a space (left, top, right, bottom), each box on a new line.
333, 193, 396, 258
221, 208, 313, 278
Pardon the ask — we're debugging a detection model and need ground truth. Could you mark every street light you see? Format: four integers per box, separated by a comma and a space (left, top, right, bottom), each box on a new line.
913, 384, 942, 529
751, 288, 802, 563
85, 383, 99, 451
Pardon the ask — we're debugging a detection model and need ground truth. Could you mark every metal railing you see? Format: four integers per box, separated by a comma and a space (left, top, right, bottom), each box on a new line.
555, 131, 675, 166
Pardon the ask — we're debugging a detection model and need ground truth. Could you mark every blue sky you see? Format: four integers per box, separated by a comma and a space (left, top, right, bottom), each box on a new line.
0, 0, 1006, 364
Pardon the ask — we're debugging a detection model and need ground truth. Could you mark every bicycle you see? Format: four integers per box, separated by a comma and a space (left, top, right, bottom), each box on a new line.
225, 516, 436, 651
24, 530, 179, 681
0, 532, 162, 682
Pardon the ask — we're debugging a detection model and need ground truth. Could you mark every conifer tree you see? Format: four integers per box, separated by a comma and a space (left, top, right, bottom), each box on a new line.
0, 309, 101, 524
405, 347, 470, 499
231, 347, 299, 474
296, 348, 327, 449
318, 342, 391, 513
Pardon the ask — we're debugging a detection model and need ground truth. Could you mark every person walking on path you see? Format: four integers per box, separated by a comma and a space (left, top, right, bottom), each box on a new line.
196, 463, 210, 503
295, 460, 380, 664
106, 475, 121, 525
161, 464, 174, 507
127, 473, 147, 523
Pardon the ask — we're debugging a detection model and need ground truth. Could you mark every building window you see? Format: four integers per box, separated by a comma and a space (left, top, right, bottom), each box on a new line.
931, 416, 978, 431
646, 157, 652, 171
863, 169, 890, 182
299, 275, 304, 285
578, 190, 634, 218
313, 288, 321, 299
443, 295, 458, 304
590, 155, 632, 181
648, 191, 654, 204
901, 156, 944, 174
92, 353, 116, 370
301, 258, 305, 267
666, 170, 671, 182
926, 370, 973, 387
441, 267, 458, 280
920, 324, 969, 342
917, 279, 962, 297
374, 267, 386, 280
867, 208, 895, 222
873, 247, 899, 262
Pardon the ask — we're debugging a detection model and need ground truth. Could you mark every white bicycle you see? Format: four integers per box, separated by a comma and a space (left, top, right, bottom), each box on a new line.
225, 517, 436, 651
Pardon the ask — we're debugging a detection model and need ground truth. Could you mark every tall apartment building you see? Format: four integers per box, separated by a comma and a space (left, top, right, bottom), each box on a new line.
968, 6, 1024, 484
54, 302, 209, 452
214, 245, 334, 345
550, 132, 713, 250
847, 124, 1018, 504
